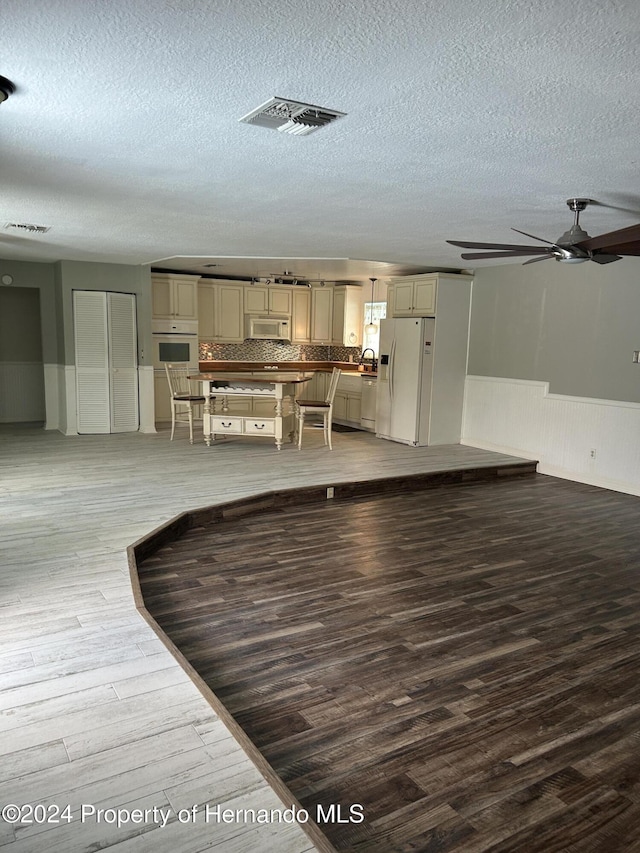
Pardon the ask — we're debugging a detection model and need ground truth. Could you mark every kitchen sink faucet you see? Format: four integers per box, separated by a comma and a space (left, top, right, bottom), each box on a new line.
360, 348, 378, 371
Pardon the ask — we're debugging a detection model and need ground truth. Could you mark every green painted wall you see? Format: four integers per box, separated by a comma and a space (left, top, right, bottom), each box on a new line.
0, 259, 58, 363
467, 258, 640, 403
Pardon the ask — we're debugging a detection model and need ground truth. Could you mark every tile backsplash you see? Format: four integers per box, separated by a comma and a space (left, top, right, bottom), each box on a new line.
199, 340, 361, 362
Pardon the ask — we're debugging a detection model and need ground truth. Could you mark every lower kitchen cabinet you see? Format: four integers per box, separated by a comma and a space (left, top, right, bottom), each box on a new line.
334, 390, 361, 425
333, 372, 362, 427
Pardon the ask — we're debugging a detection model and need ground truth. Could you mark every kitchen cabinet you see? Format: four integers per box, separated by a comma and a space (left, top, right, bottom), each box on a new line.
291, 287, 311, 343
152, 273, 199, 320
269, 287, 292, 315
333, 372, 362, 427
216, 284, 244, 342
389, 275, 436, 317
311, 287, 333, 344
304, 370, 329, 401
244, 286, 292, 316
311, 284, 363, 346
198, 281, 244, 343
388, 272, 473, 317
197, 282, 215, 339
332, 285, 363, 347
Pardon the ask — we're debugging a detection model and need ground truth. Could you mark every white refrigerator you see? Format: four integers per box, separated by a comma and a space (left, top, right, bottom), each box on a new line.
376, 317, 434, 446
376, 314, 468, 446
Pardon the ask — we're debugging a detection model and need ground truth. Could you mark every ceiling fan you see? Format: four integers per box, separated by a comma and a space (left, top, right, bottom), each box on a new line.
447, 198, 640, 265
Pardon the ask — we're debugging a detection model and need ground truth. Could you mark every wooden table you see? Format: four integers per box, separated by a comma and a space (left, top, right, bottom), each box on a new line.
191, 372, 313, 449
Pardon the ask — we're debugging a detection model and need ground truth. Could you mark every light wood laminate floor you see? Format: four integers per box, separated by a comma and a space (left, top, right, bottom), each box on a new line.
0, 423, 530, 852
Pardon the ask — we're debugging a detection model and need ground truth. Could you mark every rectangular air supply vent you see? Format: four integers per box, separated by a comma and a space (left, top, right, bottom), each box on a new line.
5, 222, 51, 234
239, 97, 346, 136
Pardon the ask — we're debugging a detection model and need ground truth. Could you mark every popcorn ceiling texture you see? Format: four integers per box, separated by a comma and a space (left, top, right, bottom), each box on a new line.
4, 0, 640, 275
199, 340, 360, 362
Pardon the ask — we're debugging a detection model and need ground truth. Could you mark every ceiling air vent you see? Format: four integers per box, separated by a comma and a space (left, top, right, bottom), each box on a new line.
5, 222, 51, 234
239, 97, 346, 136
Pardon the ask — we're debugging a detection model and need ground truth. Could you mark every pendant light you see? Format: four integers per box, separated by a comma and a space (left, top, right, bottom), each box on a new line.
365, 277, 378, 335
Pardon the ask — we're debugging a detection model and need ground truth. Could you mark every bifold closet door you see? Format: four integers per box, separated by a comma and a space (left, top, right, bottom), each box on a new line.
107, 292, 139, 432
74, 290, 139, 434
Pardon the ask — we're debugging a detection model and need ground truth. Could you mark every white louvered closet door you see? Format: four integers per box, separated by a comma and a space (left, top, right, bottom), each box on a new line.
74, 290, 139, 434
107, 292, 139, 432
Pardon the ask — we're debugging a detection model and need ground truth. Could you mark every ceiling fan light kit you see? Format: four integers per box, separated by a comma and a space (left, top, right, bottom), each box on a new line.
447, 198, 640, 266
0, 75, 15, 104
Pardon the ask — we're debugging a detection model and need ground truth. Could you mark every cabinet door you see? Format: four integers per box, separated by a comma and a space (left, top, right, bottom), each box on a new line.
291, 288, 310, 343
346, 393, 361, 423
244, 287, 269, 314
269, 288, 292, 315
391, 282, 415, 316
311, 288, 333, 343
108, 292, 139, 433
216, 285, 244, 342
331, 288, 345, 345
154, 372, 172, 421
174, 280, 198, 319
333, 391, 347, 421
413, 279, 436, 315
151, 278, 173, 319
342, 285, 363, 347
198, 284, 216, 339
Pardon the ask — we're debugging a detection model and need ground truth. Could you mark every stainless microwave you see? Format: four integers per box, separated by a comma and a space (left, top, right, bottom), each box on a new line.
245, 315, 291, 341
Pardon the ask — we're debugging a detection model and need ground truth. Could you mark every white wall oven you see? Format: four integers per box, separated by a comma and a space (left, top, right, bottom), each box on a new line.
152, 320, 199, 368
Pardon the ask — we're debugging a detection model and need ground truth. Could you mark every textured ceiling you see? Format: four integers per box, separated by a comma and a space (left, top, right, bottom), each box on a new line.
3, 0, 640, 282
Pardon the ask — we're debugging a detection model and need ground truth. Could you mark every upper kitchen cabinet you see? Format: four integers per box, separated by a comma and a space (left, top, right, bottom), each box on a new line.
332, 285, 363, 347
311, 287, 333, 344
244, 286, 292, 316
151, 273, 199, 320
291, 287, 311, 343
311, 284, 363, 346
388, 272, 472, 317
198, 281, 245, 343
197, 282, 215, 339
215, 282, 245, 342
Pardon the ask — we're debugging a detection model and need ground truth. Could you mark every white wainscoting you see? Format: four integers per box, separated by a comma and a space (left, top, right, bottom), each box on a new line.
0, 361, 45, 423
462, 375, 640, 497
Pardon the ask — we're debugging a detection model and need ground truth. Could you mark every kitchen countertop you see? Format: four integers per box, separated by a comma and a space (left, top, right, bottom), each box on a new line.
194, 371, 313, 384
198, 360, 374, 375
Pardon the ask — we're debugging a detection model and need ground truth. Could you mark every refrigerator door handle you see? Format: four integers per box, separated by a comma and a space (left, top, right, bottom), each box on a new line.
389, 339, 396, 401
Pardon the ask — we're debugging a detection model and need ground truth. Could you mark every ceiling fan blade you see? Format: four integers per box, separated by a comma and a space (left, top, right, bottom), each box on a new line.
448, 239, 549, 252
590, 253, 622, 264
511, 228, 555, 245
592, 244, 640, 256
576, 222, 640, 252
522, 254, 556, 265
460, 250, 552, 260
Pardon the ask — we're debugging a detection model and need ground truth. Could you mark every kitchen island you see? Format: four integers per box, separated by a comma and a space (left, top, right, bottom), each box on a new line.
192, 371, 313, 449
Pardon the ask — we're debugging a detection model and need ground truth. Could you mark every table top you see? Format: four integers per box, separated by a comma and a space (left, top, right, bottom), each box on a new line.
191, 371, 313, 385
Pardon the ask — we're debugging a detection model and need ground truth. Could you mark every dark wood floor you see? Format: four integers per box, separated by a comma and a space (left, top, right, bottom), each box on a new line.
138, 474, 640, 852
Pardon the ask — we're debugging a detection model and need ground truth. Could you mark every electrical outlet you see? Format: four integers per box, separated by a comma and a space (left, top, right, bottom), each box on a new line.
326, 486, 335, 499
633, 351, 640, 364
590, 449, 597, 459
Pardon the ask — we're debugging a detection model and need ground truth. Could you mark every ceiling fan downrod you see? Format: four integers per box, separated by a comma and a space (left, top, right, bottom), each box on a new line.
557, 198, 592, 251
